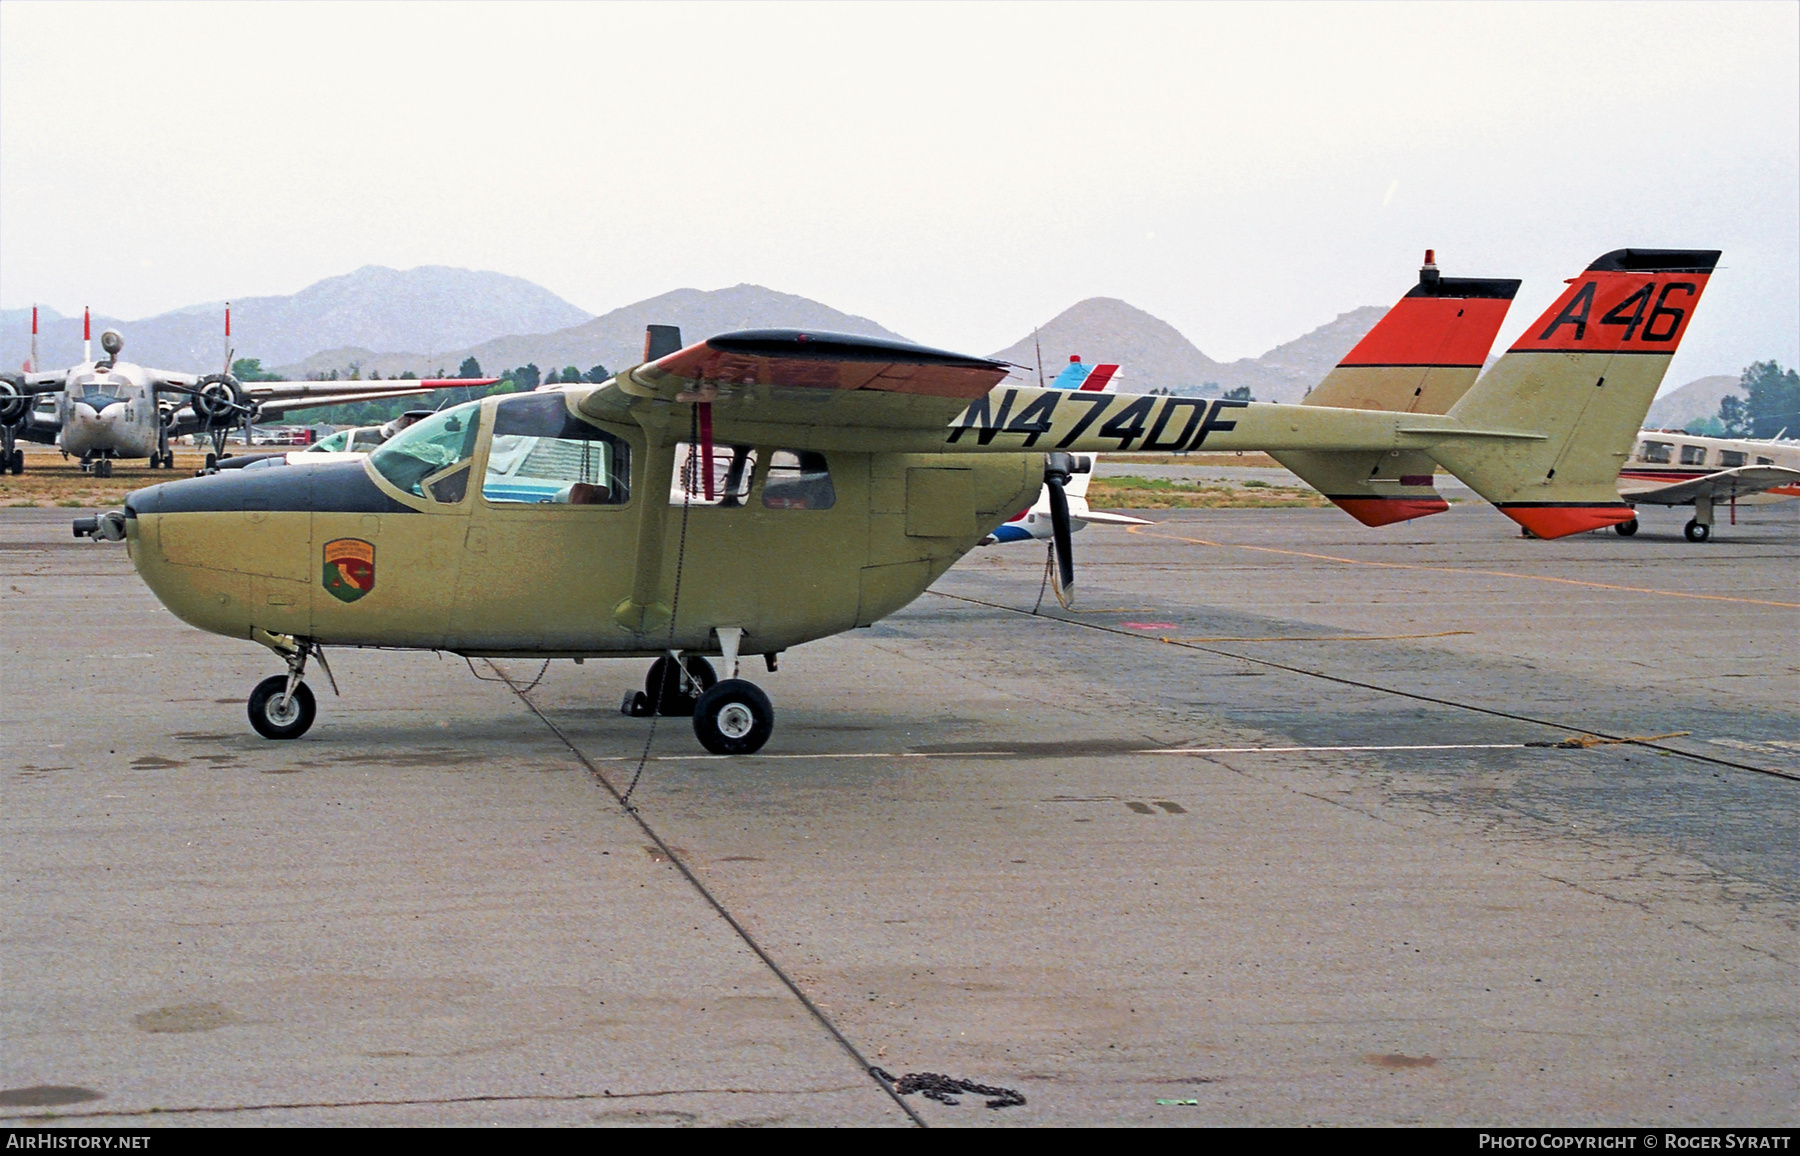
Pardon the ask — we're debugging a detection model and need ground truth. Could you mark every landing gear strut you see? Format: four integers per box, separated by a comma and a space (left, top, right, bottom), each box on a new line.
624, 654, 718, 717
622, 628, 777, 754
247, 632, 335, 740
1685, 495, 1714, 543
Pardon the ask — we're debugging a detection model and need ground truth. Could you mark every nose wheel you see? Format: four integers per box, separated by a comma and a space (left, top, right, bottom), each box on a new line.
248, 675, 316, 739
691, 680, 774, 755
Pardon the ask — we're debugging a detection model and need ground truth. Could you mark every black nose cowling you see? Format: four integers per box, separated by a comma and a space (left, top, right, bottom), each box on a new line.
124, 459, 417, 517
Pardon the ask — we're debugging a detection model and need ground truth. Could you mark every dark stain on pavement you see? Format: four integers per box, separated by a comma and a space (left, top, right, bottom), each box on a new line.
130, 756, 184, 770
133, 1003, 238, 1033
1367, 1053, 1437, 1069
0, 1085, 102, 1108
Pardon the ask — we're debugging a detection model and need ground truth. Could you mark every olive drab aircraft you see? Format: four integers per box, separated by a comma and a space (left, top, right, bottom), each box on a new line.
78, 248, 1718, 756
0, 305, 489, 475
1613, 430, 1800, 541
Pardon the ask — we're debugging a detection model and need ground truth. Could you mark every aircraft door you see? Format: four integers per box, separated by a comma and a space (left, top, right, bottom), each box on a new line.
449, 392, 637, 652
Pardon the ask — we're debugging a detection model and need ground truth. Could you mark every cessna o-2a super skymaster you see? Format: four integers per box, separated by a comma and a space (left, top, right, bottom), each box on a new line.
79, 248, 1717, 755
1, 306, 488, 476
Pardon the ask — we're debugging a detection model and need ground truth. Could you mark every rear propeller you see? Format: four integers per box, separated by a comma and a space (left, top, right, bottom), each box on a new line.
1043, 451, 1088, 603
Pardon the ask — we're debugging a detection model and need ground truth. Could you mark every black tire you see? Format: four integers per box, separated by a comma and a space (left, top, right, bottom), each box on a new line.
1615, 518, 1639, 537
8, 449, 21, 475
204, 452, 218, 471
644, 655, 718, 717
692, 679, 774, 755
1518, 525, 1536, 539
247, 676, 316, 740
1684, 518, 1710, 543
94, 459, 112, 478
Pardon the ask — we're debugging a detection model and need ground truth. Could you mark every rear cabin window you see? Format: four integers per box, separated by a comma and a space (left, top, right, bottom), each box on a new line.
368, 403, 481, 502
762, 450, 835, 510
670, 443, 757, 507
1639, 441, 1673, 463
482, 392, 631, 505
1757, 456, 1775, 465
1679, 444, 1708, 466
1718, 450, 1747, 467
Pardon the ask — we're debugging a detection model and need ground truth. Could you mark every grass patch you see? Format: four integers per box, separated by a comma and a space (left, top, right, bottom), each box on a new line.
1089, 476, 1329, 510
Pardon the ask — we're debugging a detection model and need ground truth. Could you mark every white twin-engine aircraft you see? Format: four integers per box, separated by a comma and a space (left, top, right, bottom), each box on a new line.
0, 306, 491, 476
1615, 430, 1800, 541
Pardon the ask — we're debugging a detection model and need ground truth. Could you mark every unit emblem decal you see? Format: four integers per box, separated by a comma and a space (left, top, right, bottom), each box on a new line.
322, 538, 376, 603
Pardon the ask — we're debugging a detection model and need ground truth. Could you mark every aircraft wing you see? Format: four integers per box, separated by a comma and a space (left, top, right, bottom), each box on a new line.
251, 386, 465, 421
574, 329, 1432, 456
244, 377, 497, 404
1620, 465, 1800, 505
1077, 509, 1157, 526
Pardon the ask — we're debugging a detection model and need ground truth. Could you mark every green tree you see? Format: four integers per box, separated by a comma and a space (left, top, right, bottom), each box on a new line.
1224, 385, 1254, 402
1739, 360, 1800, 438
1718, 395, 1751, 438
458, 357, 483, 379
561, 366, 581, 384
505, 364, 541, 392
231, 357, 281, 382
585, 365, 610, 383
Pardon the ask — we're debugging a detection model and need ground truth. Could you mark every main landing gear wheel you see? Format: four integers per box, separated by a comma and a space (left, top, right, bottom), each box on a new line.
1615, 518, 1639, 537
7, 449, 20, 475
248, 676, 316, 740
644, 655, 718, 717
1684, 518, 1710, 543
692, 679, 774, 755
93, 459, 113, 479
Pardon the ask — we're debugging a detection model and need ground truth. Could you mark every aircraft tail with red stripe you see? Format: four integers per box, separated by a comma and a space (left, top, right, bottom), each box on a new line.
1429, 248, 1720, 539
1273, 253, 1520, 526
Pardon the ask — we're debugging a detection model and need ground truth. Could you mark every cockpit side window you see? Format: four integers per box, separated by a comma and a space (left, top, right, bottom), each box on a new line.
482, 392, 631, 506
762, 450, 835, 510
1639, 441, 1673, 464
368, 402, 481, 501
310, 430, 351, 452
670, 443, 756, 507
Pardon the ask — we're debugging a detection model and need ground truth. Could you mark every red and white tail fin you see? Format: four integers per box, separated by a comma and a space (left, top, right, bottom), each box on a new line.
82, 307, 91, 364
1274, 253, 1519, 526
1432, 248, 1719, 539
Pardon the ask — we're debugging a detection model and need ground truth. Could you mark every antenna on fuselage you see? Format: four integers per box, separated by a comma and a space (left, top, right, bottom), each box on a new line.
1033, 327, 1045, 390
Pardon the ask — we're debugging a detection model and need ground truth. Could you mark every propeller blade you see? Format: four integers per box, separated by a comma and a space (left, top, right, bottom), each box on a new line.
1045, 473, 1075, 597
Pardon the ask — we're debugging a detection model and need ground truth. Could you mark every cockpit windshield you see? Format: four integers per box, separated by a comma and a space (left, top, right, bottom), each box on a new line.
74, 381, 125, 411
368, 402, 481, 498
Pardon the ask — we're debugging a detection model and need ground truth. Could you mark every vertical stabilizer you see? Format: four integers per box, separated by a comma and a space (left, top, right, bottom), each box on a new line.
1431, 248, 1719, 538
1274, 255, 1519, 526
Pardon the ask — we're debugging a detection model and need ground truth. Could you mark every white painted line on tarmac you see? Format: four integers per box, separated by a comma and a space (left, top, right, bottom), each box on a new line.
584, 742, 1530, 762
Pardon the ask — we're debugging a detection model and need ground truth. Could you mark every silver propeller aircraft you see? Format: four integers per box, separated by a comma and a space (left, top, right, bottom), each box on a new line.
0, 306, 485, 476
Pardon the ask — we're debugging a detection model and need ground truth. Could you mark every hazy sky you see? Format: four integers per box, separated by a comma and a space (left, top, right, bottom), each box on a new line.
2, 1, 1795, 386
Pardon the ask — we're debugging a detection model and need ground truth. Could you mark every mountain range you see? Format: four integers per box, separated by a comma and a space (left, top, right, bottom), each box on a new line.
276, 284, 906, 382
4, 264, 1730, 409
0, 267, 589, 375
